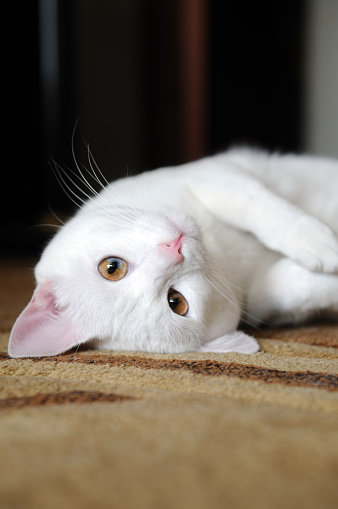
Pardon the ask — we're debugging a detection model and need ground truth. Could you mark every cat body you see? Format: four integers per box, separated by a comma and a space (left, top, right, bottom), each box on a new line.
8, 148, 338, 357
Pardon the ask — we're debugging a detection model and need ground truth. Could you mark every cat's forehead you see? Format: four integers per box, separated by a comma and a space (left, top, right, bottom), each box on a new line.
81, 203, 200, 233
65, 206, 201, 246
37, 206, 204, 279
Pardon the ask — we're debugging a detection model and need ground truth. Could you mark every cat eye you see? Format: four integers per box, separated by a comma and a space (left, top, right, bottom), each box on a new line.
168, 289, 189, 316
98, 257, 128, 281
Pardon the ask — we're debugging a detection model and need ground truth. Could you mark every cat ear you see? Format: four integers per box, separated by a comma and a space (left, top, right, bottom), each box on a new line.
198, 331, 259, 354
8, 281, 84, 358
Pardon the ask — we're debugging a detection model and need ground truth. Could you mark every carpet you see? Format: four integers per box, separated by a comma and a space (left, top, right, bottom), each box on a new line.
0, 259, 338, 509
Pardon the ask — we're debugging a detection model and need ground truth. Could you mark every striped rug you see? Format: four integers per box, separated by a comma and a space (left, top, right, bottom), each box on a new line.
0, 260, 337, 509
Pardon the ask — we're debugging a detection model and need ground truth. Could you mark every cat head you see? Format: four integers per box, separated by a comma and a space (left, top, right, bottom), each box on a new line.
8, 206, 257, 357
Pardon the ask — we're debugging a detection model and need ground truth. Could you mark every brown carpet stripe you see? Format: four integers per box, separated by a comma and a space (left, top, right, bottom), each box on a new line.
244, 327, 338, 348
1, 352, 337, 391
0, 390, 134, 410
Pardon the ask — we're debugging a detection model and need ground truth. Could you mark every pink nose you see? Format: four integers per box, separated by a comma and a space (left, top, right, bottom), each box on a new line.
160, 235, 184, 262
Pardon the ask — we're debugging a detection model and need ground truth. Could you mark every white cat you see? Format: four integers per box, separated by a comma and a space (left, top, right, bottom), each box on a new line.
8, 148, 338, 357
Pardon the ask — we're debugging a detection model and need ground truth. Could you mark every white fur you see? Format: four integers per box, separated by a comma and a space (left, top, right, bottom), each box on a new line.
9, 148, 338, 357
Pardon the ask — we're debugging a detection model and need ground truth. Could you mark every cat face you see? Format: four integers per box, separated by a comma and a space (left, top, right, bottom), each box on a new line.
57, 208, 209, 351
11, 206, 240, 356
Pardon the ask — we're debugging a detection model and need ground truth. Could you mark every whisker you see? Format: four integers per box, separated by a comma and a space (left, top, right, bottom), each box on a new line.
82, 142, 139, 218
206, 275, 239, 304
205, 272, 269, 327
51, 159, 89, 208
51, 159, 138, 228
50, 159, 84, 209
86, 142, 110, 187
46, 203, 66, 226
25, 223, 62, 232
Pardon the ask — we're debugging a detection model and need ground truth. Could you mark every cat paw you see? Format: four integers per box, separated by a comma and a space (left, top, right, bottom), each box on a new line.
198, 331, 260, 354
290, 219, 338, 273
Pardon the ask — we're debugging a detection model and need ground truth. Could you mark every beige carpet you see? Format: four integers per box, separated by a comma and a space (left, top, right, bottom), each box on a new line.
0, 259, 338, 509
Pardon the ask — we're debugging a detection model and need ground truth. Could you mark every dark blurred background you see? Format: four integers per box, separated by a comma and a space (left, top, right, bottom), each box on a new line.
1, 0, 338, 256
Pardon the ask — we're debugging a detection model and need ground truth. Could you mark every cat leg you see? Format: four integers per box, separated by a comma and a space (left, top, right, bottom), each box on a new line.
246, 257, 338, 326
189, 165, 338, 274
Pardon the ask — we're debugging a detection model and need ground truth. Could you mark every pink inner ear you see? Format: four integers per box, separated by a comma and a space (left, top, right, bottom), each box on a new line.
8, 281, 84, 358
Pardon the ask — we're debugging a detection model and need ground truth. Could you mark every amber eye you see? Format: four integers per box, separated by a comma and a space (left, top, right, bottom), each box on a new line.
98, 257, 128, 281
168, 289, 189, 316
